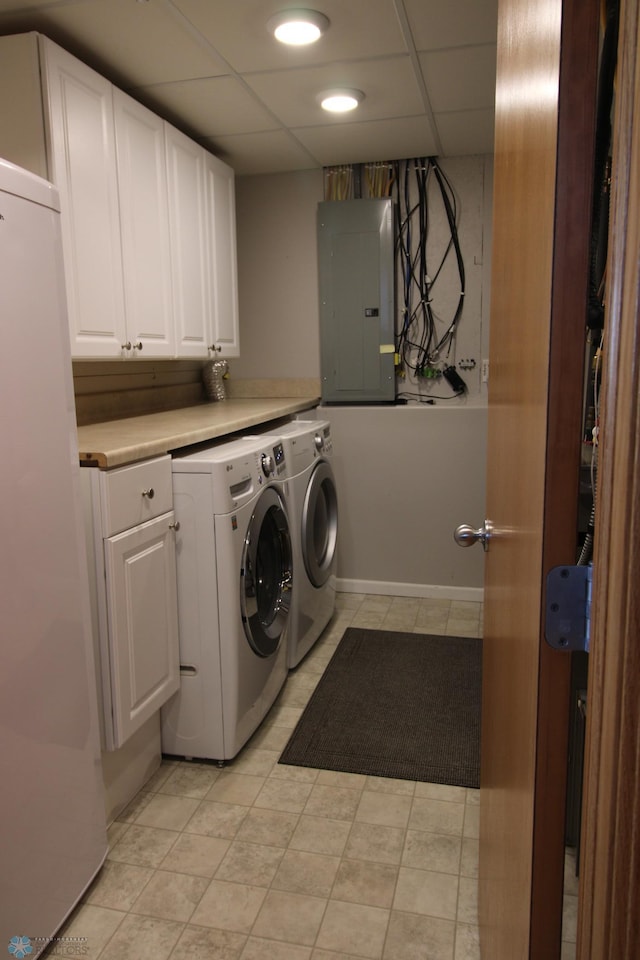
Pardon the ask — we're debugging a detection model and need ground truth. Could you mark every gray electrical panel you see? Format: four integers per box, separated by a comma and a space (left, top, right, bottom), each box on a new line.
318, 199, 395, 403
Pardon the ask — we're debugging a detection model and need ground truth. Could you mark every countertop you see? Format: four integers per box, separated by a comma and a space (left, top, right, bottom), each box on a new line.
77, 397, 319, 468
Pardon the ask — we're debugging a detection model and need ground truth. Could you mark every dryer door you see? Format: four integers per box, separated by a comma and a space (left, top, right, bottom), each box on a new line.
241, 486, 292, 657
302, 460, 338, 588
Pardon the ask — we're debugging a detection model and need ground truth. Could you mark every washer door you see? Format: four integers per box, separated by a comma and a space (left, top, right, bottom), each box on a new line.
241, 486, 292, 657
302, 460, 338, 588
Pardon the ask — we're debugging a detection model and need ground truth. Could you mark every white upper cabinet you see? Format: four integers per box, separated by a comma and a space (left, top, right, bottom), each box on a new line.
41, 38, 127, 357
113, 90, 174, 357
165, 127, 240, 359
0, 32, 239, 360
204, 152, 240, 358
165, 123, 211, 358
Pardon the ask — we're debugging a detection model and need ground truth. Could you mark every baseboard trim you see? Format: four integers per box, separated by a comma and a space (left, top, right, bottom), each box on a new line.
337, 578, 484, 603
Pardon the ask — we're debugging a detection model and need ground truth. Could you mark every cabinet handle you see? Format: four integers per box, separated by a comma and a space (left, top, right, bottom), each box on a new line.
122, 341, 131, 350
141, 488, 155, 499
169, 521, 181, 531
121, 341, 143, 351
208, 343, 222, 353
133, 341, 143, 350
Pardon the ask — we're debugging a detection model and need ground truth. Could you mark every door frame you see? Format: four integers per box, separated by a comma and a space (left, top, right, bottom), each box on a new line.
531, 0, 600, 951
578, 0, 640, 956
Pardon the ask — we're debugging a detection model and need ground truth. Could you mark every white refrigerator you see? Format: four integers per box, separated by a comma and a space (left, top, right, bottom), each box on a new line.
0, 159, 107, 945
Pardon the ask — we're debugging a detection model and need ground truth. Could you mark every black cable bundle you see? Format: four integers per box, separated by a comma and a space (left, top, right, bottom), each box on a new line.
587, 0, 619, 331
394, 157, 466, 390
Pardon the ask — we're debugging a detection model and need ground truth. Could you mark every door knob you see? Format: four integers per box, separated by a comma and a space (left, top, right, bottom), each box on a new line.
454, 520, 493, 552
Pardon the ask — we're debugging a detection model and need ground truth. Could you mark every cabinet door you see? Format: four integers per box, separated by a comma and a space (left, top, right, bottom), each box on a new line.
165, 124, 211, 357
114, 90, 174, 357
104, 512, 179, 748
40, 37, 126, 358
204, 152, 240, 358
0, 33, 48, 180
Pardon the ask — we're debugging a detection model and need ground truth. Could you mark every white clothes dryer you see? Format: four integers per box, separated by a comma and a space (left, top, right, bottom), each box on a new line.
250, 419, 338, 668
161, 435, 292, 761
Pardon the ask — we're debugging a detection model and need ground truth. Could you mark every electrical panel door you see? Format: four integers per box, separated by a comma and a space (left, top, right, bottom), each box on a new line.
318, 199, 395, 403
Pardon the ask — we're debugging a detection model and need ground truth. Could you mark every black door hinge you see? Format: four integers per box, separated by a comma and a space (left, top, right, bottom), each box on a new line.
545, 565, 593, 652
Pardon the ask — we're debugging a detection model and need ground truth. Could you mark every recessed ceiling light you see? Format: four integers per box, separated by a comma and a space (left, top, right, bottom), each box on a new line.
267, 9, 329, 46
319, 89, 365, 113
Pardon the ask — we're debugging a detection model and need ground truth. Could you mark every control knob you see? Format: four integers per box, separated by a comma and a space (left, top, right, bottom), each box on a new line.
261, 453, 275, 477
313, 433, 325, 451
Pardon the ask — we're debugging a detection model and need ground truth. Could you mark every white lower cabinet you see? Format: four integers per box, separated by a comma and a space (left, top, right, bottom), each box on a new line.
82, 456, 180, 750
104, 513, 179, 746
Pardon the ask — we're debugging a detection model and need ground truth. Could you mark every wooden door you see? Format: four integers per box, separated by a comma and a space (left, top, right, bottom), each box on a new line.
578, 0, 640, 956
479, 0, 598, 956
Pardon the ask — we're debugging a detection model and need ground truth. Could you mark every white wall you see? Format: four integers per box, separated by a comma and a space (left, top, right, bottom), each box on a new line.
325, 405, 487, 597
235, 157, 493, 596
233, 168, 324, 379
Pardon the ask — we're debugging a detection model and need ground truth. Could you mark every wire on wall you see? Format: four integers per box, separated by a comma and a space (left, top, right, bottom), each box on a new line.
365, 162, 395, 198
394, 157, 466, 399
324, 162, 397, 200
577, 0, 619, 565
322, 155, 468, 403
324, 165, 355, 200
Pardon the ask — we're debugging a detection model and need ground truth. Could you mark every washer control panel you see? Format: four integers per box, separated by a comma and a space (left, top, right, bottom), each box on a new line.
261, 452, 274, 476
260, 442, 285, 478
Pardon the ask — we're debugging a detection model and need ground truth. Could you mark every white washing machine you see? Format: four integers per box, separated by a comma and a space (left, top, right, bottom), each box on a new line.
249, 419, 338, 668
161, 435, 292, 761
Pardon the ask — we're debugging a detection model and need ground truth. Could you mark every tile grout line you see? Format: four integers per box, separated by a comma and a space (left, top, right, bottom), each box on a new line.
64, 593, 484, 960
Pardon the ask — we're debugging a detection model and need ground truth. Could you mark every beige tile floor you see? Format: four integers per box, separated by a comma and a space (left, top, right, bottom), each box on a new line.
54, 593, 576, 959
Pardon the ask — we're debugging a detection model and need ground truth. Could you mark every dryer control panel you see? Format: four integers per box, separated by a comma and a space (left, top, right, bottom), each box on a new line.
314, 425, 333, 457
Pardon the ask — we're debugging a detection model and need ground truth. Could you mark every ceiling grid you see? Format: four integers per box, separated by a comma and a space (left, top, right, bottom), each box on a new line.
0, 0, 498, 173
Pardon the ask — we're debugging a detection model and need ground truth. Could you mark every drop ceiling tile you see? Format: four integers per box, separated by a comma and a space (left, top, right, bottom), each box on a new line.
1, 0, 228, 87
292, 115, 439, 167
244, 57, 423, 128
0, 0, 497, 168
419, 45, 496, 113
132, 76, 279, 138
203, 129, 320, 176
435, 108, 495, 156
172, 0, 407, 73
404, 0, 499, 51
